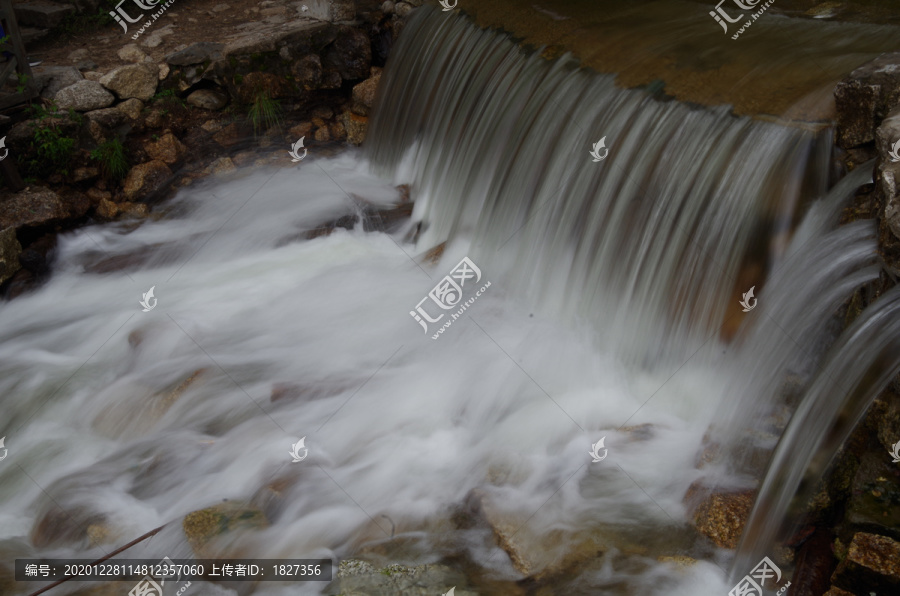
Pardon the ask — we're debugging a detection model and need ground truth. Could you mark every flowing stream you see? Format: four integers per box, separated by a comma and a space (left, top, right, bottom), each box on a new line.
2, 5, 900, 596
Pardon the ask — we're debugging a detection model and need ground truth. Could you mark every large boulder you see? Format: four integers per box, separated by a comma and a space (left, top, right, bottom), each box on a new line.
0, 227, 22, 286
100, 64, 159, 101
122, 161, 172, 201
350, 68, 382, 116
835, 52, 900, 148
0, 187, 87, 230
186, 89, 228, 110
323, 25, 371, 81
165, 42, 224, 66
53, 80, 115, 111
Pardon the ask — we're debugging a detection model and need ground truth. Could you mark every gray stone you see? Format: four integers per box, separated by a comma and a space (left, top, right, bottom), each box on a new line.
115, 98, 145, 120
85, 108, 128, 129
394, 2, 413, 17
13, 1, 75, 29
117, 44, 149, 64
67, 48, 89, 63
186, 89, 228, 110
165, 42, 224, 66
0, 187, 79, 230
100, 64, 159, 101
835, 52, 900, 148
53, 80, 115, 111
34, 65, 83, 99
76, 60, 98, 72
0, 227, 22, 286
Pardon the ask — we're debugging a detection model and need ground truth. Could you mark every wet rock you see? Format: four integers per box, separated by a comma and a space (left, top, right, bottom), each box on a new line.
237, 72, 289, 103
117, 44, 149, 64
166, 42, 224, 66
31, 506, 117, 548
876, 107, 900, 242
330, 120, 346, 140
0, 186, 83, 230
157, 63, 169, 81
213, 122, 242, 147
145, 132, 187, 165
53, 80, 115, 111
186, 89, 228, 110
684, 480, 755, 549
835, 52, 900, 148
351, 69, 382, 116
115, 98, 145, 121
324, 26, 371, 81
841, 452, 900, 542
85, 107, 128, 129
0, 227, 22, 286
96, 199, 149, 220
100, 64, 159, 101
341, 110, 367, 145
394, 2, 413, 17
144, 109, 165, 129
34, 65, 83, 99
466, 488, 605, 580
86, 187, 112, 204
183, 501, 268, 558
314, 125, 331, 142
122, 160, 172, 201
292, 54, 323, 89
331, 560, 473, 596
822, 587, 854, 596
830, 532, 900, 593
71, 166, 99, 183
204, 157, 236, 175
289, 121, 315, 139
381, 1, 394, 14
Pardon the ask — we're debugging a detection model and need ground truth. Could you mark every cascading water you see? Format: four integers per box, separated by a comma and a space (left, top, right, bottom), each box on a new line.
2, 5, 900, 596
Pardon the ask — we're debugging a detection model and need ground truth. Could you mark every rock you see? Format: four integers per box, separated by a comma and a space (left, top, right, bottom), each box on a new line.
351, 70, 381, 116
165, 42, 224, 66
186, 89, 228, 110
311, 106, 333, 119
117, 44, 148, 64
182, 502, 267, 558
830, 532, 900, 593
204, 157, 236, 175
30, 506, 117, 548
0, 187, 83, 230
289, 122, 314, 139
684, 480, 755, 549
115, 98, 144, 120
82, 71, 103, 82
381, 1, 394, 14
14, 1, 75, 28
842, 452, 900, 542
122, 161, 172, 201
71, 167, 99, 183
876, 108, 900, 241
341, 110, 367, 145
76, 60, 99, 72
330, 120, 346, 140
144, 109, 165, 129
331, 0, 355, 21
157, 63, 169, 80
97, 199, 148, 220
324, 26, 371, 80
314, 125, 331, 142
835, 52, 900, 148
0, 227, 22, 286
100, 64, 159, 101
212, 123, 241, 147
292, 54, 322, 89
53, 80, 114, 111
86, 187, 112, 204
466, 489, 605, 580
200, 119, 223, 133
85, 108, 128, 129
822, 588, 854, 596
237, 72, 288, 103
144, 132, 186, 165
394, 1, 413, 17
86, 120, 109, 144
211, 3, 230, 12
332, 560, 474, 596
33, 65, 83, 99
67, 48, 89, 63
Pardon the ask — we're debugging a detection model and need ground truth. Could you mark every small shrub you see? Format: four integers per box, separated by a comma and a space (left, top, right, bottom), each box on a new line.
90, 138, 130, 180
247, 91, 282, 135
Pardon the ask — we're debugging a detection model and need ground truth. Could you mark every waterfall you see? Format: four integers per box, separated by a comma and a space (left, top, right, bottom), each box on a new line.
367, 5, 830, 366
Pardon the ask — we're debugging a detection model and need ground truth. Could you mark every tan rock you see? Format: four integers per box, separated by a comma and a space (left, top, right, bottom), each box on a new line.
289, 121, 314, 139
122, 160, 172, 201
96, 198, 118, 219
201, 119, 224, 133
115, 98, 145, 121
342, 110, 368, 145
330, 120, 346, 140
684, 480, 755, 549
205, 157, 236, 175
314, 126, 331, 142
213, 123, 242, 147
86, 187, 112, 204
71, 166, 99, 182
351, 70, 382, 116
183, 501, 268, 558
145, 132, 187, 165
117, 44, 148, 64
0, 227, 22, 286
100, 64, 159, 101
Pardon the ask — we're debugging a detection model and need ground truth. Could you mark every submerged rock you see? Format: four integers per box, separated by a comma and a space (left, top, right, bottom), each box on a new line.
329, 560, 474, 596
183, 501, 268, 557
123, 160, 173, 201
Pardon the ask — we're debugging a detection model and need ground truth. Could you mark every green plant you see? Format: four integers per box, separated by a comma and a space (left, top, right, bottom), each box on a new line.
247, 91, 282, 135
150, 134, 159, 141
24, 118, 75, 178
90, 138, 130, 180
152, 89, 177, 101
